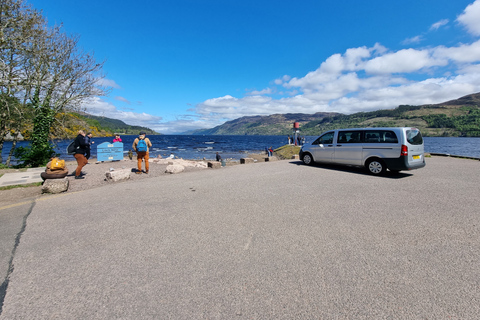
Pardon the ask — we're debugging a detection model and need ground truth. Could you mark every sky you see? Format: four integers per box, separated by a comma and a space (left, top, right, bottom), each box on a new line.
28, 0, 480, 134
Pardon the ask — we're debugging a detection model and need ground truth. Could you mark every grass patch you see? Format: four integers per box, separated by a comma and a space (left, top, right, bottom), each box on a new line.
0, 182, 43, 191
274, 145, 301, 159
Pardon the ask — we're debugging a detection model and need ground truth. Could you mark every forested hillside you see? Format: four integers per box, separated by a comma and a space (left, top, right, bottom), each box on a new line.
190, 93, 480, 137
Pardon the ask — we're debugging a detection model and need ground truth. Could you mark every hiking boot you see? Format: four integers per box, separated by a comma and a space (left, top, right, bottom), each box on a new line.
136, 171, 142, 174
145, 170, 149, 174
75, 176, 85, 179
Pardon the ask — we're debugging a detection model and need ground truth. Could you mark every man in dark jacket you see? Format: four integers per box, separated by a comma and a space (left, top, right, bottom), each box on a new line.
73, 130, 89, 179
84, 132, 94, 160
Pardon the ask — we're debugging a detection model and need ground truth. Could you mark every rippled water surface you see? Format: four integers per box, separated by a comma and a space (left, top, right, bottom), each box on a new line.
2, 135, 479, 164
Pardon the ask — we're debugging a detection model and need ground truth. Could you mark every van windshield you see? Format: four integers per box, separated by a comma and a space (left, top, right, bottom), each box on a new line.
406, 129, 423, 145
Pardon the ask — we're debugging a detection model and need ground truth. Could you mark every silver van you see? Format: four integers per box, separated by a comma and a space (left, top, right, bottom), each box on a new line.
299, 127, 425, 175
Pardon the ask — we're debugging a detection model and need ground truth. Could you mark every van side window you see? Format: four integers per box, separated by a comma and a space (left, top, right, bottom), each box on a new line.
338, 131, 363, 143
313, 132, 334, 145
365, 130, 398, 143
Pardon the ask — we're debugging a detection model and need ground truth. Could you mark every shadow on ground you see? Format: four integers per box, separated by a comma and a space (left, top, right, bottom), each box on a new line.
289, 160, 414, 179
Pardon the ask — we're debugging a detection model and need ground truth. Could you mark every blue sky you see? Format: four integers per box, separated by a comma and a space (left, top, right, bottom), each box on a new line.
29, 0, 480, 134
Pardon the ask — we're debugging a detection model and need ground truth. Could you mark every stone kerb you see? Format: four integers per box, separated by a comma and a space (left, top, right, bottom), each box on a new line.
208, 161, 221, 169
240, 158, 254, 164
105, 168, 131, 182
42, 178, 69, 194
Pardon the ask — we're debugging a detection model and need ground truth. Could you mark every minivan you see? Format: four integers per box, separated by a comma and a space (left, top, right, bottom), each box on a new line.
299, 127, 425, 175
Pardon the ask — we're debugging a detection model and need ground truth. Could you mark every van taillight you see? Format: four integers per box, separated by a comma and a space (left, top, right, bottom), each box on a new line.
401, 145, 408, 156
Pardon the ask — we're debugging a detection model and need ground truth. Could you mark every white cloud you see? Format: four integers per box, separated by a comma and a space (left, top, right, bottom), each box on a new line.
247, 87, 274, 95
433, 39, 480, 63
430, 19, 449, 31
364, 48, 445, 74
189, 38, 480, 125
402, 35, 424, 45
114, 96, 131, 104
457, 0, 480, 36
96, 78, 121, 89
83, 97, 163, 129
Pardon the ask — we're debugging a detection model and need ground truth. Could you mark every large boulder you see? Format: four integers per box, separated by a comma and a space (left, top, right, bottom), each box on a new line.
165, 164, 185, 174
151, 158, 208, 168
42, 178, 69, 194
105, 169, 131, 182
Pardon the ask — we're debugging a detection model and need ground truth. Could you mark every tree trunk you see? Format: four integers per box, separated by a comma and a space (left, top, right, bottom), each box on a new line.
6, 136, 18, 166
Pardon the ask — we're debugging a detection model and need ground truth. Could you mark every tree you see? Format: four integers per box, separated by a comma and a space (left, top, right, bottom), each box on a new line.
1, 0, 109, 167
0, 0, 43, 164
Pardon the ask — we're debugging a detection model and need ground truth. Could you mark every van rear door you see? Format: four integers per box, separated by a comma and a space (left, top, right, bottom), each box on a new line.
405, 128, 425, 166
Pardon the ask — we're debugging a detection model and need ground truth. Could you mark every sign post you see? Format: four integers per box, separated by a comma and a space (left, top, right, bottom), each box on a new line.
97, 142, 124, 162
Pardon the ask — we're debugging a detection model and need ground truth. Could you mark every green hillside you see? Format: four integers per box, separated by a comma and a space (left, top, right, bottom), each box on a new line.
78, 113, 158, 136
189, 93, 480, 137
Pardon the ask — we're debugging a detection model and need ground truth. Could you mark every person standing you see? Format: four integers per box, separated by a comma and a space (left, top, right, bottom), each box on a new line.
73, 130, 89, 179
113, 134, 122, 142
132, 131, 152, 174
268, 146, 273, 157
84, 132, 94, 161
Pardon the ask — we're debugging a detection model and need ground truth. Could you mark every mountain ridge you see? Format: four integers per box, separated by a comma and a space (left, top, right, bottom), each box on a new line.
186, 93, 480, 137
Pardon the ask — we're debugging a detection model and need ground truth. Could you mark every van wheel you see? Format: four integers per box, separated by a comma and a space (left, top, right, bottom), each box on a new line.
302, 153, 313, 165
366, 159, 386, 175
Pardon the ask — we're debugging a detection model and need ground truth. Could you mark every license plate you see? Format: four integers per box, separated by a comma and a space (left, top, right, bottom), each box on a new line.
413, 155, 420, 160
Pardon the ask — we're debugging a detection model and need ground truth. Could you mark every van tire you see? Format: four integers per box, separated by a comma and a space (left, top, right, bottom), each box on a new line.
366, 158, 386, 175
302, 153, 313, 165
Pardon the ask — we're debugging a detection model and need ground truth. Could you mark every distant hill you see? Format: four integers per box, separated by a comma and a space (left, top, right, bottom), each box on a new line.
186, 112, 340, 135
78, 113, 158, 136
188, 93, 480, 137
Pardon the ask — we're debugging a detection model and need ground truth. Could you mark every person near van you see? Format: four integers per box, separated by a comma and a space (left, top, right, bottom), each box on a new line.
268, 146, 273, 157
73, 130, 89, 179
132, 131, 152, 174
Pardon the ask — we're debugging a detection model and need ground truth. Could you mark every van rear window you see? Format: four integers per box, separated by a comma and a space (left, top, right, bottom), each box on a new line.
406, 129, 423, 145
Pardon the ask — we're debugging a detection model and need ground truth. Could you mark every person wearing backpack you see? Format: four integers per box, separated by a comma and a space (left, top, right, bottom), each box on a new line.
73, 130, 89, 179
132, 131, 152, 174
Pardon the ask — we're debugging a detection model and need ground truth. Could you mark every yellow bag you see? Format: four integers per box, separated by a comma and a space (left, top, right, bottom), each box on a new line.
50, 157, 66, 171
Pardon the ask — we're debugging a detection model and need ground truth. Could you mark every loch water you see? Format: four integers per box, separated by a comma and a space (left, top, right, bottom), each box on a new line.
2, 135, 480, 164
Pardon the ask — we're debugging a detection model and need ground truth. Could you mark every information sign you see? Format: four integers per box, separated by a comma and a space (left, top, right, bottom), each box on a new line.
97, 142, 124, 162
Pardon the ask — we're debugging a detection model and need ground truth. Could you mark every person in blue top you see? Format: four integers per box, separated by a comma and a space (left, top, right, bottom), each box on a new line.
132, 131, 152, 174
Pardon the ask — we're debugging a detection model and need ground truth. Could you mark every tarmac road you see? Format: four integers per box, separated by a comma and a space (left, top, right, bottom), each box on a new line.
0, 157, 479, 319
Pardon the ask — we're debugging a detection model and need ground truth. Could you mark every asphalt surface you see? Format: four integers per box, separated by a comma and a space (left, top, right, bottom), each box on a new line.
0, 157, 479, 319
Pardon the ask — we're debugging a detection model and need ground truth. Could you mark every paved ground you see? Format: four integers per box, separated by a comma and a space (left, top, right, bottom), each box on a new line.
0, 167, 45, 187
0, 157, 479, 319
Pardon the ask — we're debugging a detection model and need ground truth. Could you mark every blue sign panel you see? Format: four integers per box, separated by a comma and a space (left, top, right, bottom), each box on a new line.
97, 142, 124, 162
